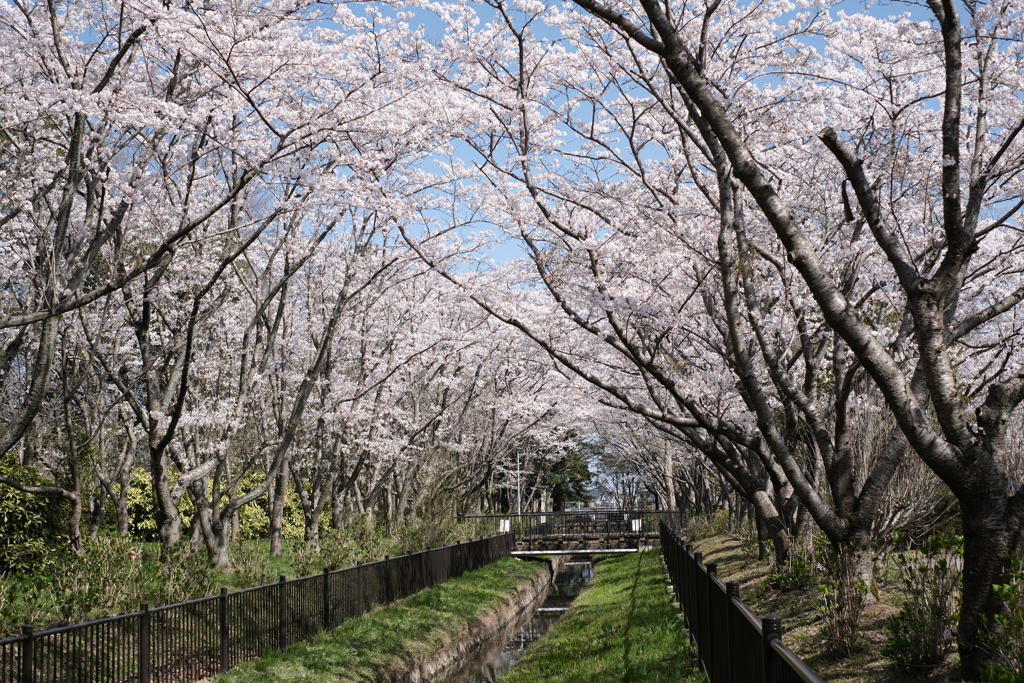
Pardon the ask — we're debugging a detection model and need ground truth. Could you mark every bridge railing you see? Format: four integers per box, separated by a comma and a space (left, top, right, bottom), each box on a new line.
459, 510, 683, 539
660, 522, 825, 683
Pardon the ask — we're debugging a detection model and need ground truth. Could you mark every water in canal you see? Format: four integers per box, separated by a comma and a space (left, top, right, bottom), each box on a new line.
452, 559, 594, 683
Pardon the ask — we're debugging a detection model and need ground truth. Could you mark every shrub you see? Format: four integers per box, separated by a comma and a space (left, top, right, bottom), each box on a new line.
150, 542, 218, 605
0, 455, 70, 573
1, 573, 52, 631
288, 518, 387, 577
768, 535, 816, 592
883, 533, 961, 673
0, 578, 14, 637
735, 517, 761, 559
980, 559, 1024, 681
393, 515, 469, 555
818, 546, 868, 656
345, 514, 390, 562
229, 542, 278, 588
684, 510, 730, 541
983, 668, 1024, 683
49, 535, 144, 624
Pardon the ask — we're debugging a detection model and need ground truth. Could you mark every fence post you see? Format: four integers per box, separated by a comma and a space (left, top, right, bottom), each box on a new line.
384, 556, 391, 604
726, 582, 740, 683
219, 588, 229, 672
692, 550, 702, 623
356, 562, 364, 615
323, 568, 332, 631
139, 603, 151, 683
762, 614, 783, 683
706, 562, 718, 680
691, 551, 703, 670
20, 625, 32, 683
278, 576, 287, 651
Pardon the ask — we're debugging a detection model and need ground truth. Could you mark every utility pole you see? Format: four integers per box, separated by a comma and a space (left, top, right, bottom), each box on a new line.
516, 450, 521, 516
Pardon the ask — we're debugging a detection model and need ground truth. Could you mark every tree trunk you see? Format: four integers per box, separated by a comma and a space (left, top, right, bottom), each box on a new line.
958, 497, 1012, 678
190, 483, 221, 566
87, 488, 107, 540
269, 466, 288, 558
756, 517, 769, 561
151, 448, 182, 560
210, 520, 232, 570
304, 510, 320, 550
752, 489, 790, 565
115, 471, 130, 536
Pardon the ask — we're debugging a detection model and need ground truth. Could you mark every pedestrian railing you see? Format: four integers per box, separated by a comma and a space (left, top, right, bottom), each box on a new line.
0, 533, 514, 683
659, 522, 825, 683
461, 509, 683, 539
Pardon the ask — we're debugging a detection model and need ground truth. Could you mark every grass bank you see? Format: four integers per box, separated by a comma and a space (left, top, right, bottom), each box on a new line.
690, 534, 962, 683
499, 550, 704, 683
216, 556, 547, 683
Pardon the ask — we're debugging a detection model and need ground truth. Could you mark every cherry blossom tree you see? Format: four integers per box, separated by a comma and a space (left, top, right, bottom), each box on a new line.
395, 0, 1024, 671
551, 0, 1024, 673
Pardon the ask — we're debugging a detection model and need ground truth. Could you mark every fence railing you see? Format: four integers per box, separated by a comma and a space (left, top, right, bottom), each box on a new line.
659, 522, 825, 683
0, 533, 515, 683
460, 510, 683, 539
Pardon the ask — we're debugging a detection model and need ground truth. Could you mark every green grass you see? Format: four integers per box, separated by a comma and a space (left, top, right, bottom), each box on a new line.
498, 550, 705, 683
216, 557, 547, 683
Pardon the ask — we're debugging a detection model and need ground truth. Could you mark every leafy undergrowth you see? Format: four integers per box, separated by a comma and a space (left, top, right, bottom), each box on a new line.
499, 550, 705, 683
690, 535, 963, 683
215, 557, 547, 683
1, 517, 486, 635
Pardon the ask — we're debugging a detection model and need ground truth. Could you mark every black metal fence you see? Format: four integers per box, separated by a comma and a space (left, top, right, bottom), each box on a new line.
0, 533, 514, 683
660, 522, 825, 683
461, 509, 683, 539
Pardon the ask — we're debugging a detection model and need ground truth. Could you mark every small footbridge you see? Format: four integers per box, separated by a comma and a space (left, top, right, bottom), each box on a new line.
459, 509, 683, 555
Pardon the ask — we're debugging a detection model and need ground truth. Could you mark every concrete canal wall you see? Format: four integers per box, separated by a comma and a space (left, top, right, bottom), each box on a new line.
384, 556, 564, 683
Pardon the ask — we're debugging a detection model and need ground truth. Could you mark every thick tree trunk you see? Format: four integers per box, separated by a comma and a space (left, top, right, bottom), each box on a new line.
192, 488, 231, 569
331, 486, 346, 530
209, 521, 232, 570
958, 497, 1012, 678
87, 488, 107, 540
842, 537, 877, 606
115, 472, 130, 535
304, 510, 320, 550
752, 489, 790, 565
268, 466, 288, 558
151, 448, 182, 560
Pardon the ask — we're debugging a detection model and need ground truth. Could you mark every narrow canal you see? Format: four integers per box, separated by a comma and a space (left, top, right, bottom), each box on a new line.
450, 559, 594, 683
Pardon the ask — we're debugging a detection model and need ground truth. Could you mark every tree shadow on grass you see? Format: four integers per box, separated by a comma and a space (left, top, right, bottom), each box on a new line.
620, 550, 645, 682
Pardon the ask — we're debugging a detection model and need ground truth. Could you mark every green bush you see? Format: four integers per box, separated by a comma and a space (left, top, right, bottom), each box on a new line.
883, 534, 961, 673
229, 542, 279, 587
980, 559, 1024, 681
393, 515, 472, 556
0, 455, 70, 573
149, 542, 219, 605
982, 667, 1024, 683
0, 573, 52, 633
768, 536, 816, 592
288, 517, 389, 577
49, 535, 145, 624
0, 578, 13, 637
